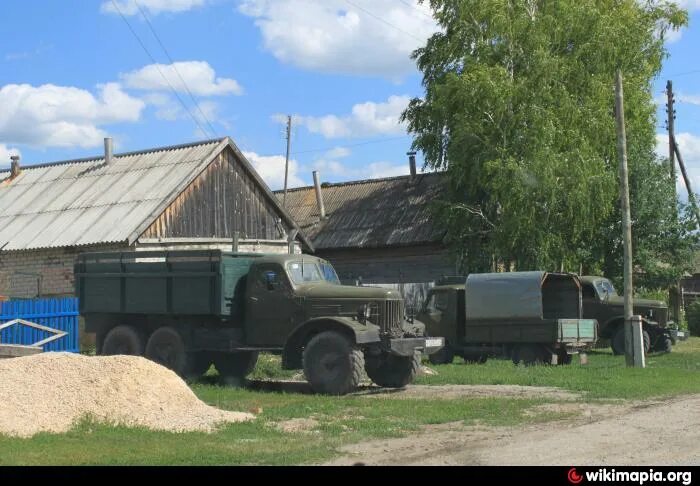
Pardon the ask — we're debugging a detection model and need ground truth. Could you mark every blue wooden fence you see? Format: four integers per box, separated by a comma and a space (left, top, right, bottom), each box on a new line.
0, 297, 79, 352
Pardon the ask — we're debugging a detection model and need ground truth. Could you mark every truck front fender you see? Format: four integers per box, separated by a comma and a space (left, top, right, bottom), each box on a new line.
281, 317, 380, 370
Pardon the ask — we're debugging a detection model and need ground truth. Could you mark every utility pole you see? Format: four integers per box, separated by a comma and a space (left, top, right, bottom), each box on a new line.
667, 80, 676, 193
283, 115, 292, 209
615, 70, 645, 368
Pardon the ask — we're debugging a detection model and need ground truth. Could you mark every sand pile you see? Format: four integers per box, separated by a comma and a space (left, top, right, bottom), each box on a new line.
0, 353, 254, 437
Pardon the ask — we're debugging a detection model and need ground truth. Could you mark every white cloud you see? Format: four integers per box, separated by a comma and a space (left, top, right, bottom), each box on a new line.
292, 95, 410, 139
324, 147, 351, 159
144, 92, 219, 129
0, 145, 21, 169
243, 151, 305, 190
366, 161, 411, 179
101, 0, 206, 16
678, 93, 700, 106
239, 0, 437, 77
656, 132, 700, 198
0, 83, 145, 148
121, 61, 243, 96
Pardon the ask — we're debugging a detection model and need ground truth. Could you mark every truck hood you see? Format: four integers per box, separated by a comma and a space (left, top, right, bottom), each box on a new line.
606, 295, 666, 309
295, 284, 398, 299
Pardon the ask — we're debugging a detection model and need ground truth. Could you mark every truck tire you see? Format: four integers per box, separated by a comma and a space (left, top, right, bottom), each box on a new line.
462, 351, 488, 364
365, 352, 421, 388
102, 325, 145, 356
428, 345, 454, 365
557, 349, 573, 365
656, 336, 673, 354
511, 344, 547, 366
612, 327, 651, 355
303, 331, 364, 395
145, 327, 188, 376
213, 352, 259, 385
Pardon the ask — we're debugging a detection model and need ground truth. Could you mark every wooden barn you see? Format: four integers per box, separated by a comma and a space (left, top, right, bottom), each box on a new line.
0, 137, 310, 298
278, 167, 456, 309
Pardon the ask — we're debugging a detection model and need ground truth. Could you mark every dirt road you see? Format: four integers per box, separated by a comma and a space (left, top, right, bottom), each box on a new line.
325, 392, 700, 465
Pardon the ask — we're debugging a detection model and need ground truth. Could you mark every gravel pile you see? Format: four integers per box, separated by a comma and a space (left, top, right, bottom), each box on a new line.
0, 353, 254, 437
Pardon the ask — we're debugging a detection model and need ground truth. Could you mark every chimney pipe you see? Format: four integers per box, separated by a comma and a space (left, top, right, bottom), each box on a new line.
104, 137, 113, 165
312, 170, 326, 220
10, 155, 20, 178
407, 151, 417, 179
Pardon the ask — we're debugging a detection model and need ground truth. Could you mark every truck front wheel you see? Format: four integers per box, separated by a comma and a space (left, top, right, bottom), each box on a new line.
612, 327, 650, 355
213, 352, 259, 385
303, 331, 364, 395
102, 325, 145, 356
365, 351, 420, 388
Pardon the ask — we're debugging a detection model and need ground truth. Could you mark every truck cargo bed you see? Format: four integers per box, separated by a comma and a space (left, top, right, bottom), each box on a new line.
75, 250, 261, 317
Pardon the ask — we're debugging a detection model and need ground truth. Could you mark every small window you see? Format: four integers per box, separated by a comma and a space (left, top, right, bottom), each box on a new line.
434, 292, 449, 311
582, 284, 596, 299
426, 292, 449, 312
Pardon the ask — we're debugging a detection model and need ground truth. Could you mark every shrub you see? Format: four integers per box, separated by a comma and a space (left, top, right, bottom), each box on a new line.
686, 300, 700, 337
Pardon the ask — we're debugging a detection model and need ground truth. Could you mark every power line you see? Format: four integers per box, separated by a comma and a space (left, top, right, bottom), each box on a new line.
343, 0, 424, 42
397, 0, 434, 20
261, 135, 411, 158
110, 0, 214, 138
134, 1, 219, 137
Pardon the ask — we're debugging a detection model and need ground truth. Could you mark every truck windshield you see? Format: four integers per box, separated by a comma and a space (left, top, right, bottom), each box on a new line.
594, 279, 617, 298
319, 262, 341, 285
287, 261, 324, 284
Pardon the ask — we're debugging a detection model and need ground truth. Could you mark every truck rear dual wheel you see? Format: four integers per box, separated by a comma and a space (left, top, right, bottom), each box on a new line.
365, 352, 421, 388
101, 325, 145, 356
303, 331, 364, 395
511, 344, 548, 366
144, 326, 213, 380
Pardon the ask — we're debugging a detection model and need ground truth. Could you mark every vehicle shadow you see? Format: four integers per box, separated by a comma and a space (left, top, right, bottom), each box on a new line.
192, 374, 400, 396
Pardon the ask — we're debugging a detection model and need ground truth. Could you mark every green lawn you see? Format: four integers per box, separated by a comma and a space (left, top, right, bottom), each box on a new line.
0, 338, 698, 465
416, 337, 700, 399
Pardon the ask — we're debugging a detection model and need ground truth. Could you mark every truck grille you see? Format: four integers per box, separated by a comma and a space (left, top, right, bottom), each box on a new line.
372, 300, 404, 336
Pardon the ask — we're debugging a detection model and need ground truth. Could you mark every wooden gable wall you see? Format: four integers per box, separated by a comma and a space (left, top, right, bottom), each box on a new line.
142, 147, 285, 240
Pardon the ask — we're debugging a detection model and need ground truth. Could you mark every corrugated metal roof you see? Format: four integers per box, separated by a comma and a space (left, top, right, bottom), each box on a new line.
0, 138, 227, 251
276, 173, 447, 250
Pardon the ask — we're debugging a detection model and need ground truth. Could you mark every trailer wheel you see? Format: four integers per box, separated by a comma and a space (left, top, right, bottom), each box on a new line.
511, 344, 547, 366
145, 327, 188, 376
462, 351, 488, 364
365, 351, 420, 388
213, 352, 259, 385
303, 331, 364, 395
101, 325, 145, 356
557, 349, 573, 365
428, 344, 454, 365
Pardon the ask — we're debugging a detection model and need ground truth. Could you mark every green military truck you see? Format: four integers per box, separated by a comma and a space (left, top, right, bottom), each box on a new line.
418, 272, 597, 365
75, 250, 443, 395
580, 276, 678, 355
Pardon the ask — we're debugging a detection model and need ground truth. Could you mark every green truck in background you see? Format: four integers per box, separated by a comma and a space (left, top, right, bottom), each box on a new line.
418, 272, 598, 365
75, 250, 444, 395
580, 276, 679, 355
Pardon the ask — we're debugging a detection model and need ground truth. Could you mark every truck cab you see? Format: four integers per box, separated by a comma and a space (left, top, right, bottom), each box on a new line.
579, 276, 674, 354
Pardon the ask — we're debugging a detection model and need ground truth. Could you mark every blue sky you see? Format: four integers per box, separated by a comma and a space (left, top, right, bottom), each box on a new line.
1, 0, 699, 194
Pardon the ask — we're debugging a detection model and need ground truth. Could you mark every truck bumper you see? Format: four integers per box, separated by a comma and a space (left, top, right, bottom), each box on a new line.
385, 336, 445, 356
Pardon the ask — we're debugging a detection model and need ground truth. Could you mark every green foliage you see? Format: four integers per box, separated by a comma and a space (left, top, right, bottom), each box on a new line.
686, 300, 700, 336
404, 0, 690, 279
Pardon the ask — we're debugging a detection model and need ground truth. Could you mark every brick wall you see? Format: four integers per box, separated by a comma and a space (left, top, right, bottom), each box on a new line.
0, 244, 126, 298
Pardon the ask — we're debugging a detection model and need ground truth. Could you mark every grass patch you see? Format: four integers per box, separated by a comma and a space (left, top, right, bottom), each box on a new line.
0, 390, 550, 465
417, 337, 700, 399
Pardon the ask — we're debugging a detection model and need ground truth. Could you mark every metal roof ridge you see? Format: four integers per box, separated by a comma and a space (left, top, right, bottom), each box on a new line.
274, 171, 445, 193
0, 137, 227, 172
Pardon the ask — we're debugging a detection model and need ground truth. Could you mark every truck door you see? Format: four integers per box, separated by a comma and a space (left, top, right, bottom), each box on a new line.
245, 263, 297, 346
422, 290, 456, 343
